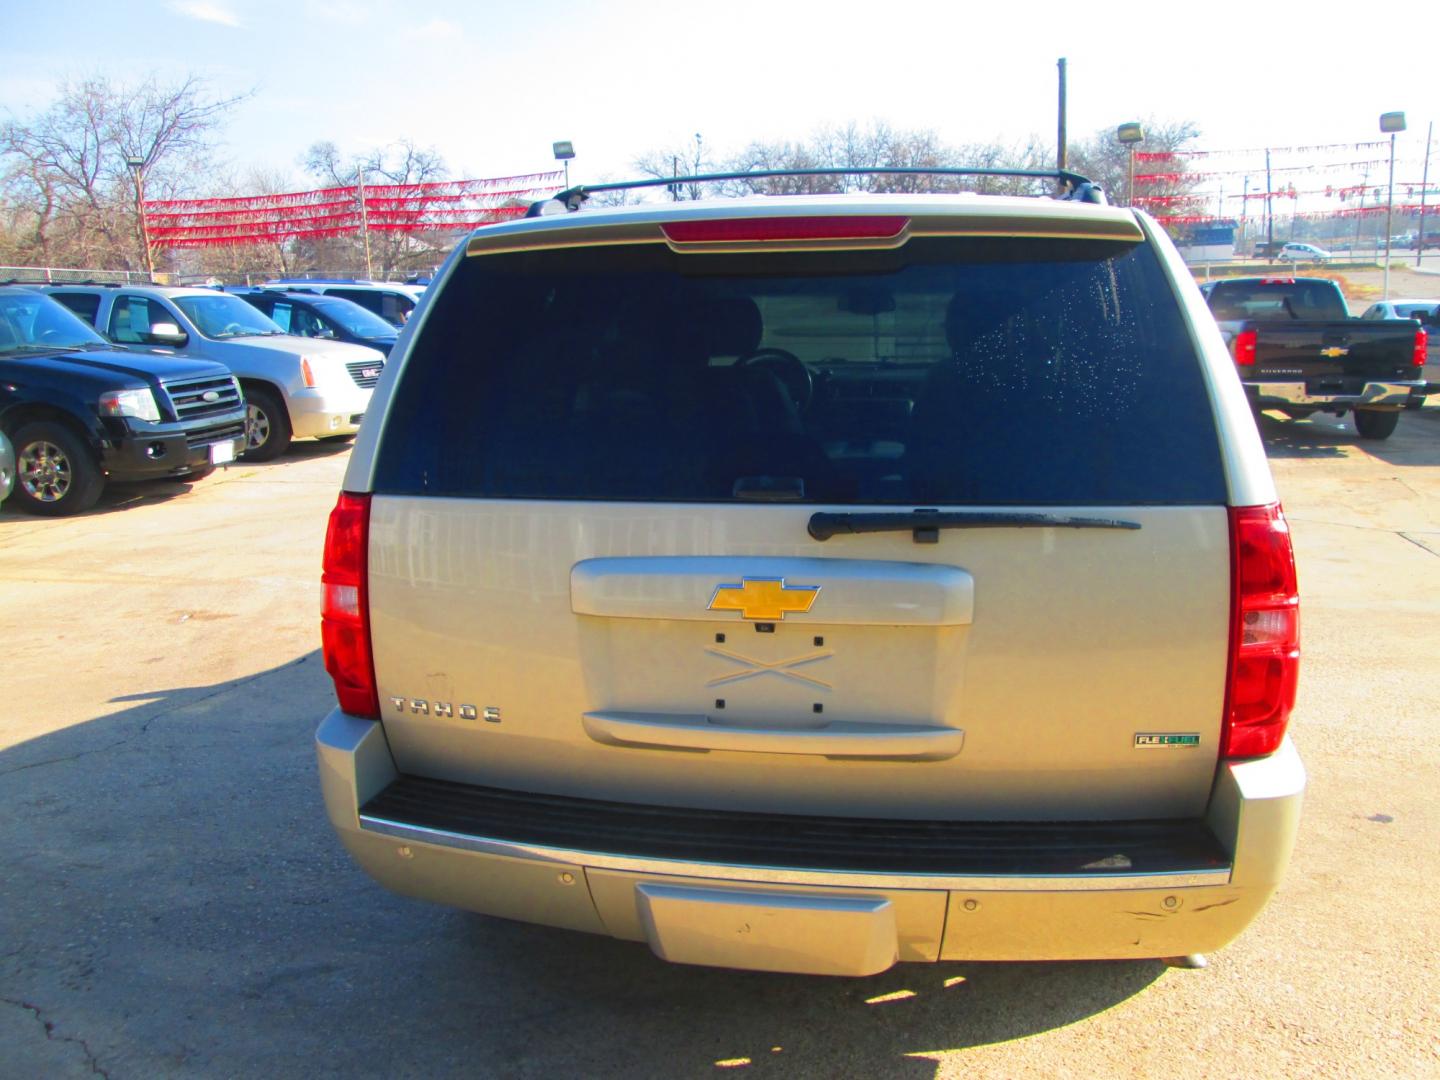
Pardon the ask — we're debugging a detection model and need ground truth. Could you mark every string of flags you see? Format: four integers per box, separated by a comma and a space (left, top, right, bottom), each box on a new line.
1134, 141, 1390, 162
144, 172, 563, 248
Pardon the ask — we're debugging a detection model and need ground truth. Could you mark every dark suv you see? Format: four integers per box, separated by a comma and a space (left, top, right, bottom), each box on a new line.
0, 288, 245, 514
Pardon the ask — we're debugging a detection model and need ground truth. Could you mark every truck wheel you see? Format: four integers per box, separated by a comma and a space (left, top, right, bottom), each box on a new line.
1353, 409, 1400, 440
241, 387, 292, 461
10, 421, 105, 515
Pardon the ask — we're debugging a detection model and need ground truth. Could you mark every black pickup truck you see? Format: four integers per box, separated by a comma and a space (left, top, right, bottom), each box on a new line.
1200, 276, 1429, 439
0, 287, 247, 515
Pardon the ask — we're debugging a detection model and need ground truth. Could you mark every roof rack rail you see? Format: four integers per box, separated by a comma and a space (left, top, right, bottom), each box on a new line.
525, 167, 1106, 217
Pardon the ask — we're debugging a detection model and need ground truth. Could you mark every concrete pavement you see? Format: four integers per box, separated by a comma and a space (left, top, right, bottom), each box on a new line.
1, 414, 1437, 1078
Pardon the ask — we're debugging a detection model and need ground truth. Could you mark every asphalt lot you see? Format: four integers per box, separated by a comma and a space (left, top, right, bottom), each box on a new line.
2, 408, 1438, 1079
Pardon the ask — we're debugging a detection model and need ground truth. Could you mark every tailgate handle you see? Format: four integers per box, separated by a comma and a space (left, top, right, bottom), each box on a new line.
582, 711, 963, 761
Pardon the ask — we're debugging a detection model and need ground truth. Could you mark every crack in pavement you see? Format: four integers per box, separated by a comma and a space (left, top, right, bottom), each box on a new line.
0, 654, 313, 779
1, 996, 110, 1078
1398, 532, 1440, 558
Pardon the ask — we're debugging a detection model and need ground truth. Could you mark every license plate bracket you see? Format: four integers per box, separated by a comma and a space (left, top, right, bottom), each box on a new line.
636, 883, 898, 976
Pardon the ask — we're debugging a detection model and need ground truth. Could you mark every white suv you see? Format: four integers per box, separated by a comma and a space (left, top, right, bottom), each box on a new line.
315, 170, 1304, 976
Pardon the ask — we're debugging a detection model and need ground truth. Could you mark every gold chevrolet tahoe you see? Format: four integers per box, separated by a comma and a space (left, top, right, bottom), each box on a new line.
316, 170, 1304, 976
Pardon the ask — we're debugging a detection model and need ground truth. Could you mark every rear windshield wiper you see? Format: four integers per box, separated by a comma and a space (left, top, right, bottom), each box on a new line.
808, 509, 1143, 543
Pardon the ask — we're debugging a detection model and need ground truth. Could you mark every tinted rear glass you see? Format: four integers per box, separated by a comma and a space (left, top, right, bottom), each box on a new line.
375, 236, 1225, 506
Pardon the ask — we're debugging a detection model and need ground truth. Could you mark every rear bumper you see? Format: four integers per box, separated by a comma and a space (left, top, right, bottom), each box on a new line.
1244, 379, 1428, 409
316, 710, 1305, 973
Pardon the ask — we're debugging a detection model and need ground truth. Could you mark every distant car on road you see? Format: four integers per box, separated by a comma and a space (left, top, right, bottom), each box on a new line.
1276, 243, 1332, 263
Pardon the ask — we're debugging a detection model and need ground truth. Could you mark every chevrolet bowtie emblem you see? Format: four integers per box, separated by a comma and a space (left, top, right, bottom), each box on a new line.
1320, 346, 1349, 358
708, 577, 820, 620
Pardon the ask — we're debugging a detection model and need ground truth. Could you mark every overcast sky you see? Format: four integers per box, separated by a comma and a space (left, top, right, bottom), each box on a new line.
3, 0, 1436, 202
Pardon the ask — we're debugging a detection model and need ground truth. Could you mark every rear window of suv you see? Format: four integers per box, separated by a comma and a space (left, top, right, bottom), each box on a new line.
374, 235, 1226, 506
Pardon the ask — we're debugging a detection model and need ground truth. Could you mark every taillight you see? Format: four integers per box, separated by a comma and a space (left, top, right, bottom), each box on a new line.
662, 216, 909, 244
1233, 328, 1258, 369
1223, 504, 1300, 759
1413, 328, 1428, 369
322, 492, 378, 718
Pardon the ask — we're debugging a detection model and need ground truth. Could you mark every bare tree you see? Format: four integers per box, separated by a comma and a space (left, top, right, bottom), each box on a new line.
177, 165, 305, 282
634, 133, 712, 200
1068, 119, 1203, 214
0, 74, 246, 272
627, 123, 1061, 201
301, 138, 452, 276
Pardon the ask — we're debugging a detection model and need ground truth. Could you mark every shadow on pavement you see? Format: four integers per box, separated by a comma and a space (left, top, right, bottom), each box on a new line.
233, 436, 356, 470
1257, 408, 1440, 466
0, 439, 351, 522
0, 652, 1165, 1078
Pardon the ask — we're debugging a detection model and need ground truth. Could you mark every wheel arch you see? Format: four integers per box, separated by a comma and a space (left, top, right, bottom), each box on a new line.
236, 378, 293, 423
1, 404, 101, 457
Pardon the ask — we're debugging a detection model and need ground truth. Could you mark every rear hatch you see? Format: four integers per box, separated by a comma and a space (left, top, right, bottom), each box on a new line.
365, 210, 1233, 822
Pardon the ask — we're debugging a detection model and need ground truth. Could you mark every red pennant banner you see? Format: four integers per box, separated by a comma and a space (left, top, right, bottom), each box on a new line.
143, 172, 561, 248
1135, 141, 1389, 161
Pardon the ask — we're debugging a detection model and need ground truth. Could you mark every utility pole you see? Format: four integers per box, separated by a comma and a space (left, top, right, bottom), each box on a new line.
1056, 58, 1068, 183
125, 156, 155, 281
1417, 121, 1432, 269
1380, 112, 1406, 301
357, 168, 373, 280
1241, 175, 1250, 250
1354, 162, 1371, 253
1265, 149, 1274, 258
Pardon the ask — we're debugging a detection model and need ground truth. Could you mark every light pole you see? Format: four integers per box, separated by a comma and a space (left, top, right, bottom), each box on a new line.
125, 155, 155, 281
356, 168, 373, 280
552, 141, 575, 188
1416, 120, 1432, 270
1380, 111, 1406, 300
1116, 122, 1144, 207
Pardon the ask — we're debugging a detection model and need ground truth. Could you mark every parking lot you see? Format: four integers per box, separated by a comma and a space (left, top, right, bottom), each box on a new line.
2, 404, 1438, 1077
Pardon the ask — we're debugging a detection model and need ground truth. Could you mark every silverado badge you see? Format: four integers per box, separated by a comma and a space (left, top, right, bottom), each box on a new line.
708, 577, 820, 621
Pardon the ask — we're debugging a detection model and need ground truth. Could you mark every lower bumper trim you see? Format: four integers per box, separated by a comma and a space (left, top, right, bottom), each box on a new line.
358, 769, 1233, 893
1245, 379, 1426, 407
358, 814, 1230, 891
